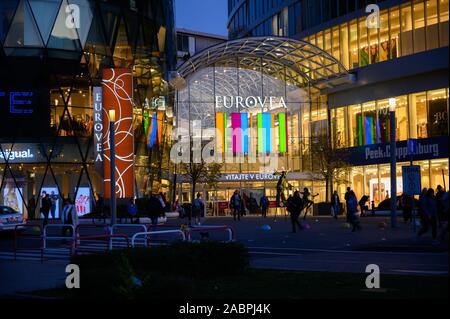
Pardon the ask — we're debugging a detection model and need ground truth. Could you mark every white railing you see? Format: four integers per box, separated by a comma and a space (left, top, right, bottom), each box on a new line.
43, 224, 75, 249
131, 230, 186, 247
109, 224, 148, 249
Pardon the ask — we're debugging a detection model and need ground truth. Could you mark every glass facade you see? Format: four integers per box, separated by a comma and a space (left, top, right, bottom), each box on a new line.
228, 0, 449, 70
339, 159, 449, 207
331, 88, 449, 148
304, 0, 449, 69
0, 0, 175, 219
175, 55, 331, 209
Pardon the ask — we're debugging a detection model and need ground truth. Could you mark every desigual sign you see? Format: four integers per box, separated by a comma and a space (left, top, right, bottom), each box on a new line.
215, 96, 287, 110
0, 149, 34, 161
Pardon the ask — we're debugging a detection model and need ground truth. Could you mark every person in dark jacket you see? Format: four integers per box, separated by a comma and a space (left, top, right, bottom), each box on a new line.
418, 188, 438, 243
344, 187, 352, 222
401, 193, 413, 223
436, 185, 446, 225
347, 191, 361, 232
358, 195, 369, 217
230, 190, 244, 221
287, 191, 303, 233
41, 193, 52, 226
146, 193, 165, 225
331, 191, 341, 219
418, 188, 428, 219
260, 194, 269, 218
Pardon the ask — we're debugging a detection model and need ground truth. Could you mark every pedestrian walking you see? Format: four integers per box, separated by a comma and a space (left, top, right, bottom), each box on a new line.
41, 193, 52, 226
331, 190, 340, 219
287, 191, 303, 233
127, 198, 138, 223
192, 192, 204, 225
436, 185, 446, 226
28, 195, 36, 220
418, 188, 439, 244
260, 193, 269, 218
50, 191, 58, 219
347, 191, 361, 232
147, 191, 165, 226
230, 190, 243, 221
61, 198, 77, 237
401, 193, 413, 223
344, 187, 352, 222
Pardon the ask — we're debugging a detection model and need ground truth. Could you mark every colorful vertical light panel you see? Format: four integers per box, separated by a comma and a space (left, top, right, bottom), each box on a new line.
278, 113, 288, 153
231, 113, 242, 153
241, 113, 249, 154
262, 113, 272, 153
257, 113, 263, 153
216, 112, 225, 154
143, 113, 149, 137
148, 113, 158, 148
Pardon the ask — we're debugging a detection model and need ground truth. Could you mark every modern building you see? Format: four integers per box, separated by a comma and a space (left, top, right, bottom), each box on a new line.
175, 0, 449, 213
176, 28, 227, 66
0, 0, 176, 219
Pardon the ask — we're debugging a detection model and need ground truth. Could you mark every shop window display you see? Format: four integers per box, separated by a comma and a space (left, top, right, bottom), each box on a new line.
430, 159, 449, 189
427, 89, 449, 137
332, 88, 448, 149
379, 12, 390, 62
410, 92, 428, 138
362, 102, 377, 145
358, 18, 369, 67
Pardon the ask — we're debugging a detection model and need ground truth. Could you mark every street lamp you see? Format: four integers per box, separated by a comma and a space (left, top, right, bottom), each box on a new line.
109, 109, 117, 226
389, 98, 397, 228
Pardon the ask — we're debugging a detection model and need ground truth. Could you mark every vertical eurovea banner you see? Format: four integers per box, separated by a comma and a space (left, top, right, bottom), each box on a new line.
93, 87, 103, 173
102, 68, 134, 199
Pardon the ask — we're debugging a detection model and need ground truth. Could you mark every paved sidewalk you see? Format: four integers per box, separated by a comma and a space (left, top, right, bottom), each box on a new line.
0, 259, 66, 297
198, 215, 448, 252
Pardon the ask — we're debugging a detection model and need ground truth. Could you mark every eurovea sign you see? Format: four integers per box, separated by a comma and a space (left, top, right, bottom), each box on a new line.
215, 96, 287, 110
93, 87, 103, 163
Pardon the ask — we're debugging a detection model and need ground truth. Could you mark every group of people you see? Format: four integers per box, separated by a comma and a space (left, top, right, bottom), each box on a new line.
228, 190, 271, 221
417, 185, 449, 244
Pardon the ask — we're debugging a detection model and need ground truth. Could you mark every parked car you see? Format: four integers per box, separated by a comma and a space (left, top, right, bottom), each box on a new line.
0, 206, 25, 231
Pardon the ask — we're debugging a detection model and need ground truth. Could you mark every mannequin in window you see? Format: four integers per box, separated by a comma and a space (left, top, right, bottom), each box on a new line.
380, 41, 389, 61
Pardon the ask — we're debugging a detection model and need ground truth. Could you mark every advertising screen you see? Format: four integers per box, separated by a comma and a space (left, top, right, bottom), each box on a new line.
2, 184, 24, 215
41, 188, 60, 219
74, 187, 91, 217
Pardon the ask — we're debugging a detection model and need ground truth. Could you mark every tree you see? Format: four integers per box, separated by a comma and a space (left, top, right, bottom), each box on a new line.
179, 161, 222, 209
310, 134, 350, 202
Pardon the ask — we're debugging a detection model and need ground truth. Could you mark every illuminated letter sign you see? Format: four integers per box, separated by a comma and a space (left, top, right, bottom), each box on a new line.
93, 87, 103, 164
215, 96, 287, 110
0, 91, 34, 114
102, 69, 134, 199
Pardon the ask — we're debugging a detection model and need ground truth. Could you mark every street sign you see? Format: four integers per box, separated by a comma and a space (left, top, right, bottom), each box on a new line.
402, 165, 421, 195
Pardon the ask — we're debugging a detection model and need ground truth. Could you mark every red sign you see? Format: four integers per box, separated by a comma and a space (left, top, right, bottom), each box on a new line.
102, 68, 134, 199
218, 201, 229, 210
268, 201, 278, 208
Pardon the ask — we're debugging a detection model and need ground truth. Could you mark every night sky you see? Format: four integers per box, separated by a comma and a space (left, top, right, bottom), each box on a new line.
175, 0, 228, 36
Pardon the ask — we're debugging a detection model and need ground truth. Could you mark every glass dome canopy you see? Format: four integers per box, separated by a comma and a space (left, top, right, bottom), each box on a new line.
177, 36, 350, 89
